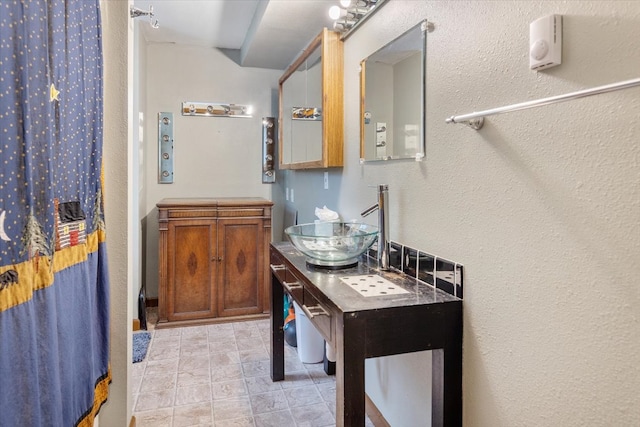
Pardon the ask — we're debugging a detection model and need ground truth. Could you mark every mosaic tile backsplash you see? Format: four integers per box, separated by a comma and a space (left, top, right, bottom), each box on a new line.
370, 242, 463, 299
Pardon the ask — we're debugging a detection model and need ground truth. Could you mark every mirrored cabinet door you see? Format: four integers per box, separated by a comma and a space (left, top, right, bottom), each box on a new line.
279, 29, 343, 170
281, 50, 323, 164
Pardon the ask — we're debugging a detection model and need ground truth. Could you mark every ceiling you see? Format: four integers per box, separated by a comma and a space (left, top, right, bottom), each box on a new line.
133, 0, 336, 70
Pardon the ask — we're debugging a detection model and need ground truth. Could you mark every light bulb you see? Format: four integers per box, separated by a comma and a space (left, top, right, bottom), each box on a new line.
340, 0, 352, 7
328, 5, 342, 20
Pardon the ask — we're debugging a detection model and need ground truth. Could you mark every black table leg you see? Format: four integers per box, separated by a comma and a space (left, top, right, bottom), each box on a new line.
270, 273, 284, 381
443, 341, 463, 426
324, 348, 336, 375
336, 315, 366, 426
432, 345, 463, 426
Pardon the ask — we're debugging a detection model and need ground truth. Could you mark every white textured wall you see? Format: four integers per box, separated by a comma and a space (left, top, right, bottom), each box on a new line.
99, 0, 132, 425
143, 45, 281, 298
286, 1, 640, 425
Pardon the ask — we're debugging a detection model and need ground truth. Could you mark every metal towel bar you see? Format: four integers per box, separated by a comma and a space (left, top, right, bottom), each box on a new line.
446, 77, 640, 130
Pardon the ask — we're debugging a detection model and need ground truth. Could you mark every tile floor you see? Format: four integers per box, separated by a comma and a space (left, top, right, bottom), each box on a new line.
133, 313, 374, 427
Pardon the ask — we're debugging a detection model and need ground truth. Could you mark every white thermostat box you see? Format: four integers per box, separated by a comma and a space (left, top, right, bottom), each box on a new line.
530, 14, 562, 71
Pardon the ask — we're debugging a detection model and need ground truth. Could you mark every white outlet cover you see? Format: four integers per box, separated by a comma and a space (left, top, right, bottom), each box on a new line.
339, 275, 410, 297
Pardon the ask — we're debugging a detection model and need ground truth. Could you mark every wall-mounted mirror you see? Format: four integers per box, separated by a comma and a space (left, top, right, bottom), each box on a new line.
279, 29, 343, 170
360, 20, 431, 162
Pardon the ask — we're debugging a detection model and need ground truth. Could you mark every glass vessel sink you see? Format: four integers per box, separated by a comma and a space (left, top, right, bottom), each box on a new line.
285, 222, 379, 268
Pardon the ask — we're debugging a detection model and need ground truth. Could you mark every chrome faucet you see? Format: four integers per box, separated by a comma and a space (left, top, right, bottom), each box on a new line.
361, 184, 390, 271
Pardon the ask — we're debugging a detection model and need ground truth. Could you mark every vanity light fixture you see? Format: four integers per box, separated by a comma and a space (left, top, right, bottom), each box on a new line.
181, 101, 253, 118
328, 0, 384, 36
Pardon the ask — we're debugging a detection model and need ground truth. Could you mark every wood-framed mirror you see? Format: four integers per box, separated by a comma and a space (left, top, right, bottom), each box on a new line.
279, 29, 344, 169
360, 20, 431, 162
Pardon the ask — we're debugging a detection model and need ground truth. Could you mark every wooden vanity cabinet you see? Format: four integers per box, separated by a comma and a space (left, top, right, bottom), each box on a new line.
157, 198, 273, 326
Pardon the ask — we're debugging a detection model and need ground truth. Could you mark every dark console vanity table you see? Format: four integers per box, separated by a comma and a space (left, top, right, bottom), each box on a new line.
270, 242, 463, 426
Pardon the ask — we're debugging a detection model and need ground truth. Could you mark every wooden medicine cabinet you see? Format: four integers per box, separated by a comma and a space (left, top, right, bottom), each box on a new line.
279, 29, 344, 169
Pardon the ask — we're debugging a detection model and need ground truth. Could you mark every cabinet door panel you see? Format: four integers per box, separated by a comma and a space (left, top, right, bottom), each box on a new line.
218, 219, 263, 317
168, 221, 216, 320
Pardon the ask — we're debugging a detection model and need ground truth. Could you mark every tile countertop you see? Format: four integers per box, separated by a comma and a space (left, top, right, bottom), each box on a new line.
272, 242, 461, 314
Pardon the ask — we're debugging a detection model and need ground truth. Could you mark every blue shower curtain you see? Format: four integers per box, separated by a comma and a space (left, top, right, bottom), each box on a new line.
0, 1, 110, 425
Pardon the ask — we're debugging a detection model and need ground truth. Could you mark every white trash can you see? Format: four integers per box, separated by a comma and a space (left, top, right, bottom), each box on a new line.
293, 301, 325, 363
